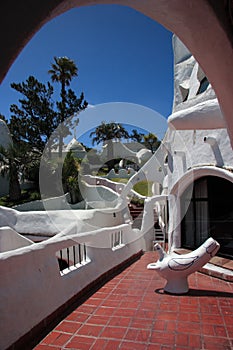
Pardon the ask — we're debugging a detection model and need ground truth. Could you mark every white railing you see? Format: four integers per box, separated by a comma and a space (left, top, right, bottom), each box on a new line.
111, 230, 124, 250
83, 174, 126, 194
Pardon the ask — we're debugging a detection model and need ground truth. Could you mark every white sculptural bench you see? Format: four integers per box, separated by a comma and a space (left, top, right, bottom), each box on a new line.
147, 237, 220, 294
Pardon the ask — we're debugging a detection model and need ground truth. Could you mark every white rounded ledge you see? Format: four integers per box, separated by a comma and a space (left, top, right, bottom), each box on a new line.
168, 99, 226, 130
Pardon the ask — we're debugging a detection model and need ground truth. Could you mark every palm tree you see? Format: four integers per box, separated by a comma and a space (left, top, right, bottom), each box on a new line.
48, 56, 78, 158
90, 121, 129, 170
48, 56, 78, 104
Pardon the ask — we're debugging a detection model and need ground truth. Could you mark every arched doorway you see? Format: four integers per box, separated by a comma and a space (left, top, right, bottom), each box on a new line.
181, 176, 233, 258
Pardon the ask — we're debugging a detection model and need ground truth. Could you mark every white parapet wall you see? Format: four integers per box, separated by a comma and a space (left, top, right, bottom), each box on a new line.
0, 205, 128, 237
0, 226, 33, 253
0, 223, 144, 350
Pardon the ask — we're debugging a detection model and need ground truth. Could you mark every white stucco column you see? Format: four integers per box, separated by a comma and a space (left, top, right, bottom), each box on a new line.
168, 194, 181, 252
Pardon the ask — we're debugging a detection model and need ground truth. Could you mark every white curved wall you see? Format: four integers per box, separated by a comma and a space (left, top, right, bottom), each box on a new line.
0, 206, 127, 237
166, 127, 233, 194
0, 224, 143, 349
0, 226, 33, 252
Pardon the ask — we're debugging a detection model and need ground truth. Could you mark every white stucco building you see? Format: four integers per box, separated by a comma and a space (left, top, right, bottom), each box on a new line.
166, 36, 233, 258
124, 36, 233, 259
51, 137, 87, 159
1, 31, 233, 350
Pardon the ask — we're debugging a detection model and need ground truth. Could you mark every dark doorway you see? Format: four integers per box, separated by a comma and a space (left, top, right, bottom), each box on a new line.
181, 176, 233, 258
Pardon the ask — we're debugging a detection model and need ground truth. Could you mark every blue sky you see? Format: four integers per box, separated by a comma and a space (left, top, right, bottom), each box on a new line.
0, 5, 173, 146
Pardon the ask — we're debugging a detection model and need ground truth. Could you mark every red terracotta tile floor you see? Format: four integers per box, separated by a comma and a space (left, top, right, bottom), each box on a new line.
34, 252, 233, 350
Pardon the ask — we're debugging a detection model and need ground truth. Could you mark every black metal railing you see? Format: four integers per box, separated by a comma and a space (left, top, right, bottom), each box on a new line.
57, 243, 87, 272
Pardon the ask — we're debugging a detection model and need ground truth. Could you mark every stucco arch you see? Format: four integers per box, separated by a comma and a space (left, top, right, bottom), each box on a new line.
1, 1, 233, 142
171, 166, 233, 198
170, 166, 233, 249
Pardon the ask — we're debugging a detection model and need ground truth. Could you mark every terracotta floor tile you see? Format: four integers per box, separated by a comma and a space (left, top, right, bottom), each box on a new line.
34, 345, 61, 350
175, 333, 189, 347
153, 319, 166, 331
178, 311, 199, 323
120, 341, 149, 349
226, 325, 233, 338
165, 320, 176, 331
84, 298, 103, 307
77, 305, 96, 314
91, 338, 121, 350
101, 300, 121, 308
156, 311, 178, 321
34, 252, 233, 350
55, 320, 82, 334
201, 313, 224, 325
201, 323, 216, 336
181, 321, 202, 334
114, 308, 136, 317
120, 300, 141, 309
94, 306, 115, 316
78, 324, 103, 337
41, 331, 71, 347
147, 344, 161, 350
202, 335, 232, 350
100, 326, 127, 339
64, 335, 95, 349
150, 331, 175, 345
66, 311, 90, 323
188, 334, 202, 349
214, 325, 228, 338
108, 316, 131, 327
124, 328, 151, 343
130, 318, 154, 330
86, 315, 110, 326
106, 294, 124, 301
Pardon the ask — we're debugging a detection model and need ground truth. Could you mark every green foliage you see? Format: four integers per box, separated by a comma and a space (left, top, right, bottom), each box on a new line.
10, 76, 56, 151
0, 143, 40, 201
133, 180, 153, 196
0, 189, 41, 208
0, 56, 88, 203
129, 196, 144, 207
90, 121, 130, 146
90, 121, 130, 171
62, 151, 79, 190
110, 178, 128, 184
143, 133, 161, 154
130, 129, 145, 143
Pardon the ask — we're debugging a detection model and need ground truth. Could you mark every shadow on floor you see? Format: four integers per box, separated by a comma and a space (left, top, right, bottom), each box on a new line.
155, 288, 233, 298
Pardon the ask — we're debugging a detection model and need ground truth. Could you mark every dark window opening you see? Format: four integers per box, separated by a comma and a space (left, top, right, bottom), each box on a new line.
197, 76, 209, 95
181, 176, 233, 258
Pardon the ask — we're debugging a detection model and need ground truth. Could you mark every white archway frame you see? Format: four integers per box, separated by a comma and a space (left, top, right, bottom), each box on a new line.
169, 165, 233, 250
1, 1, 233, 146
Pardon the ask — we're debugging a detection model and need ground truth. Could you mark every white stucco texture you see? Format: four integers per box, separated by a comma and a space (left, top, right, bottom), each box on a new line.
168, 98, 226, 130
0, 205, 127, 236
0, 226, 33, 252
